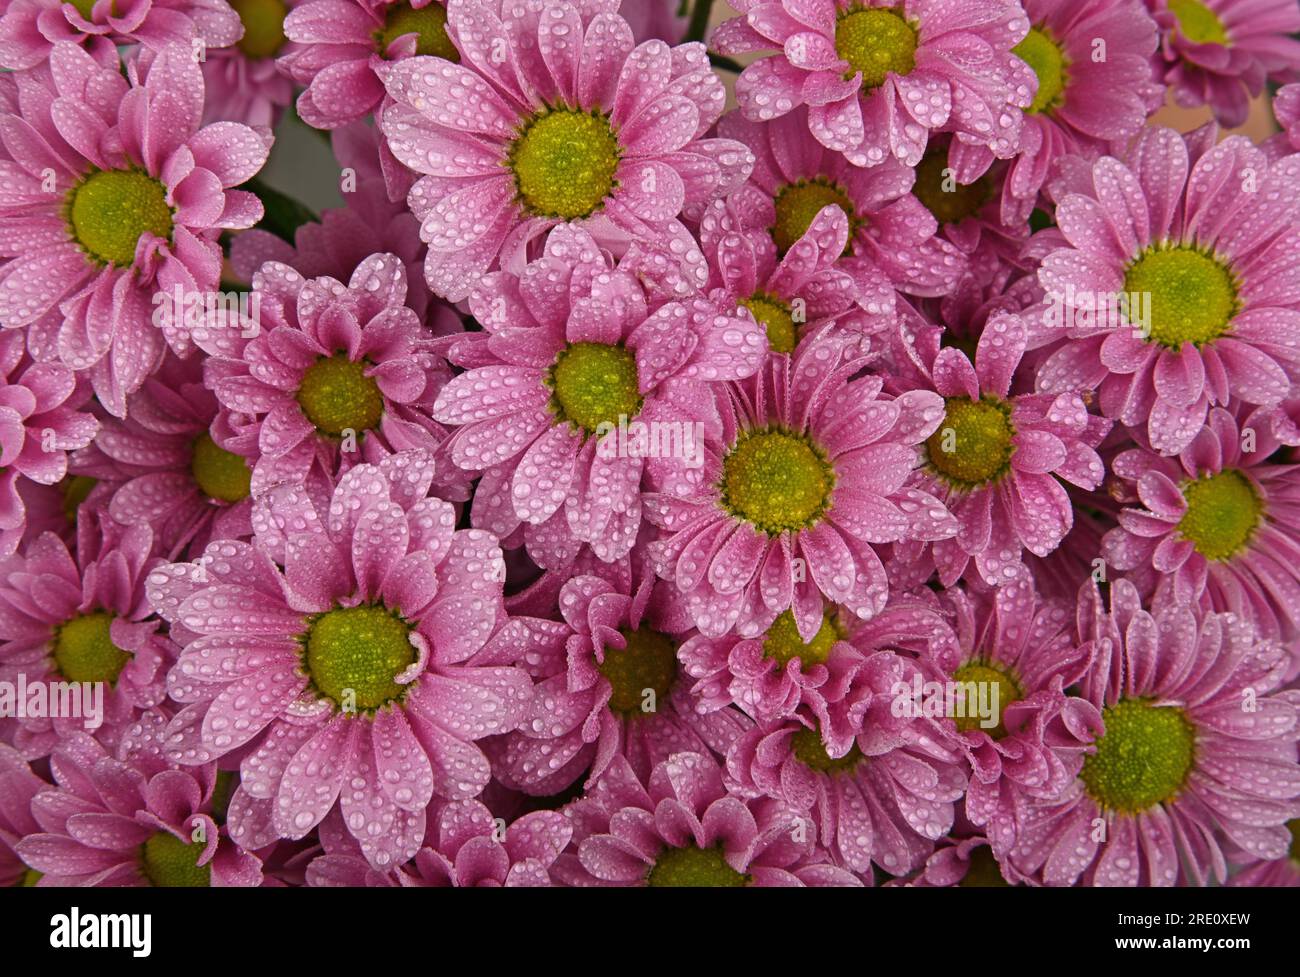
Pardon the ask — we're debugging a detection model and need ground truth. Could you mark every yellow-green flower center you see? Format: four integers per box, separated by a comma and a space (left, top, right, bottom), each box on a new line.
1176, 469, 1262, 561
509, 109, 621, 220
763, 610, 838, 667
302, 605, 415, 711
1168, 0, 1230, 46
951, 660, 1022, 738
1014, 27, 1069, 115
598, 627, 677, 716
647, 845, 750, 887
912, 151, 995, 225
297, 354, 384, 436
60, 475, 96, 523
835, 7, 917, 89
958, 846, 1011, 886
375, 1, 459, 59
141, 832, 210, 887
771, 178, 856, 255
1124, 246, 1238, 350
191, 433, 252, 504
791, 726, 863, 775
52, 611, 129, 685
231, 0, 287, 58
720, 427, 835, 535
66, 169, 173, 268
740, 293, 797, 354
1080, 699, 1196, 814
548, 342, 642, 434
19, 868, 42, 886
1287, 818, 1300, 863
68, 0, 101, 18
926, 397, 1016, 489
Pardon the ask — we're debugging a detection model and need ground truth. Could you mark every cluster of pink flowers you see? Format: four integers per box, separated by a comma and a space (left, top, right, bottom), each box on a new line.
1, 0, 1299, 889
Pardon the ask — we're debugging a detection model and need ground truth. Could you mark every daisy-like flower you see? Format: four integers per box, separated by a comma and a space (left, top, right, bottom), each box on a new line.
487, 572, 751, 796
0, 522, 172, 760
1034, 125, 1300, 455
717, 109, 966, 298
433, 226, 765, 566
557, 751, 862, 886
646, 329, 958, 640
14, 731, 262, 886
378, 0, 752, 302
1229, 819, 1300, 886
196, 253, 457, 498
0, 42, 269, 416
306, 799, 571, 885
892, 835, 1023, 885
1151, 0, 1300, 127
0, 744, 45, 886
202, 0, 300, 126
1269, 82, 1300, 156
0, 330, 98, 553
147, 451, 534, 869
1010, 580, 1300, 886
1103, 406, 1300, 643
713, 0, 1034, 169
891, 311, 1110, 586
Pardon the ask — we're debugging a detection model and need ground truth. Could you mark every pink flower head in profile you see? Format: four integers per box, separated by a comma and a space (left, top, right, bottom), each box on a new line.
714, 0, 1034, 169
1151, 0, 1300, 127
891, 311, 1110, 586
14, 731, 262, 886
646, 330, 957, 642
0, 522, 172, 760
1011, 580, 1300, 886
0, 43, 269, 416
1034, 125, 1300, 455
434, 226, 765, 567
1270, 82, 1300, 156
1228, 827, 1300, 886
378, 0, 752, 301
196, 253, 457, 498
0, 744, 45, 886
201, 0, 302, 127
558, 751, 862, 886
893, 835, 1024, 886
1103, 406, 1300, 643
147, 451, 533, 870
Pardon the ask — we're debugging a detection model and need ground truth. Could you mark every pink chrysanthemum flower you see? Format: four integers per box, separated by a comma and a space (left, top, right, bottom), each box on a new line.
1103, 406, 1300, 643
0, 0, 241, 70
0, 331, 98, 553
0, 43, 269, 416
1229, 821, 1300, 885
0, 744, 45, 886
1010, 580, 1300, 886
645, 331, 958, 641
890, 311, 1110, 586
433, 226, 764, 566
1270, 82, 1300, 155
713, 0, 1034, 169
1151, 0, 1300, 127
487, 572, 750, 796
147, 451, 533, 869
1034, 125, 1300, 455
557, 751, 862, 886
378, 0, 752, 302
201, 0, 301, 126
14, 731, 261, 886
891, 835, 1024, 885
0, 522, 172, 760
306, 799, 571, 885
196, 253, 457, 498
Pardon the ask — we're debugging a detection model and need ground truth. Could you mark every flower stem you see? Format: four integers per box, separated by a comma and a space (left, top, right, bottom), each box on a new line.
686, 0, 715, 45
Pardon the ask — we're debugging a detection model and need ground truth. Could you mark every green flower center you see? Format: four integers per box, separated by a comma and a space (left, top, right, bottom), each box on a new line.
792, 726, 863, 775
771, 178, 855, 255
60, 475, 96, 523
548, 342, 642, 434
19, 868, 42, 886
926, 397, 1016, 489
297, 354, 384, 436
231, 0, 287, 58
1080, 699, 1195, 815
1288, 818, 1300, 864
835, 7, 917, 89
598, 627, 677, 716
52, 611, 129, 685
951, 661, 1022, 738
647, 845, 750, 887
141, 832, 210, 887
191, 433, 252, 504
375, 1, 459, 59
912, 151, 994, 225
68, 0, 101, 18
763, 610, 838, 668
66, 169, 173, 268
1014, 27, 1069, 114
1177, 469, 1262, 561
1124, 246, 1238, 350
509, 109, 621, 220
958, 846, 1011, 886
1168, 0, 1230, 46
740, 293, 797, 354
303, 605, 415, 711
720, 427, 835, 535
